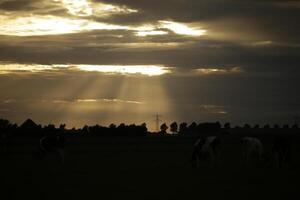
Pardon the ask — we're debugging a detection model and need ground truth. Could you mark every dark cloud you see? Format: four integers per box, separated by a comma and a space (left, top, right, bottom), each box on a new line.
0, 0, 34, 11
92, 0, 300, 44
1, 35, 299, 78
0, 0, 69, 16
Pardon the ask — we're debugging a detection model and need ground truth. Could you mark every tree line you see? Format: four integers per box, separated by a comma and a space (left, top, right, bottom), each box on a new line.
0, 118, 299, 138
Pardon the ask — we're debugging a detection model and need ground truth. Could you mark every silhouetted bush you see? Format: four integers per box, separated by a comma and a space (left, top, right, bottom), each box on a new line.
16, 119, 42, 137
160, 123, 168, 134
179, 122, 188, 134
170, 122, 178, 134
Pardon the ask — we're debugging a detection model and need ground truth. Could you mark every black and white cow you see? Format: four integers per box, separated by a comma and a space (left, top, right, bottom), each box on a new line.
37, 135, 66, 164
241, 137, 264, 166
272, 135, 292, 168
191, 136, 221, 167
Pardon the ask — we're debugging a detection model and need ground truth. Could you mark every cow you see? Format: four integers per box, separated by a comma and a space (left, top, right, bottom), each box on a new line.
191, 136, 221, 167
272, 135, 292, 168
37, 135, 66, 164
241, 137, 264, 166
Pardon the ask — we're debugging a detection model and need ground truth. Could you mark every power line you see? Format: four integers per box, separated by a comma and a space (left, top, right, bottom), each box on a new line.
154, 114, 162, 132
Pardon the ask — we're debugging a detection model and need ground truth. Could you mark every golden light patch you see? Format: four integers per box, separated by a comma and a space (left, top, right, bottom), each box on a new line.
75, 98, 142, 104
55, 0, 137, 17
195, 67, 242, 75
249, 41, 273, 46
134, 25, 168, 36
159, 21, 206, 36
0, 15, 129, 36
59, 0, 93, 16
0, 63, 171, 76
0, 63, 56, 74
199, 105, 227, 114
93, 2, 138, 17
134, 21, 207, 37
136, 30, 168, 37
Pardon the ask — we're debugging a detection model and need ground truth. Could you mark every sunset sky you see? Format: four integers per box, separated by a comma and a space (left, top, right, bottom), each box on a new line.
0, 0, 300, 130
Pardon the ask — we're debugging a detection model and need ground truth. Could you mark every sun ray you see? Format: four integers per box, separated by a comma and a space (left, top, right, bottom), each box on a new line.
115, 76, 172, 131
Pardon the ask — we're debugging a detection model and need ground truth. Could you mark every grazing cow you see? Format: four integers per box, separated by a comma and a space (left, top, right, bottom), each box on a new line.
272, 135, 292, 168
241, 137, 264, 166
191, 136, 221, 167
37, 135, 66, 164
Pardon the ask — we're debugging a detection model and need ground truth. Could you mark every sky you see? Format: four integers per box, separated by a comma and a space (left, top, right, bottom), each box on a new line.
0, 0, 300, 130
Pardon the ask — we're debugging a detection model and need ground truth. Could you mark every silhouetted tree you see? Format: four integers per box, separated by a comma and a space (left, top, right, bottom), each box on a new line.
0, 119, 16, 152
243, 124, 251, 129
215, 121, 221, 129
224, 122, 231, 129
109, 123, 116, 129
79, 122, 148, 136
141, 123, 148, 133
0, 119, 10, 132
44, 124, 56, 132
188, 122, 197, 133
179, 122, 188, 134
82, 125, 89, 134
160, 123, 168, 134
17, 118, 41, 137
274, 124, 280, 129
283, 124, 289, 129
118, 123, 126, 129
117, 123, 126, 134
264, 124, 270, 129
170, 122, 178, 134
59, 124, 66, 130
292, 124, 298, 129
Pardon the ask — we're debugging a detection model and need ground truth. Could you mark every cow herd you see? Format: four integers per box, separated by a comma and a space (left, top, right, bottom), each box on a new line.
0, 133, 295, 168
191, 135, 293, 168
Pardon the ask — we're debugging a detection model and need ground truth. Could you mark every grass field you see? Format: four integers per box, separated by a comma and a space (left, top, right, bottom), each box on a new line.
1, 134, 300, 200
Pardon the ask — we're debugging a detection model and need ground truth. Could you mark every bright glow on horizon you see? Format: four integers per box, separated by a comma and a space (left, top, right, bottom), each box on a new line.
77, 65, 171, 76
0, 63, 171, 76
136, 30, 168, 37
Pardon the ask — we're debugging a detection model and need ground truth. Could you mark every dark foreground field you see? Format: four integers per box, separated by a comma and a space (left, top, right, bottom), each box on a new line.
1, 134, 300, 200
